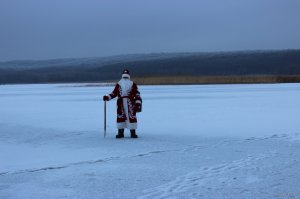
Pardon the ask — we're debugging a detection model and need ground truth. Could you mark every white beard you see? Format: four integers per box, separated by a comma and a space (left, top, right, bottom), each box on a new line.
118, 78, 133, 96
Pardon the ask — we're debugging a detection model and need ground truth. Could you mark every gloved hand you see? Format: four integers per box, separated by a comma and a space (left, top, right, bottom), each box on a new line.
103, 95, 109, 101
134, 104, 141, 113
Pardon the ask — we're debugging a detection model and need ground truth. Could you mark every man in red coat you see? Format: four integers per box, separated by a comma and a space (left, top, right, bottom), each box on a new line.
103, 69, 142, 138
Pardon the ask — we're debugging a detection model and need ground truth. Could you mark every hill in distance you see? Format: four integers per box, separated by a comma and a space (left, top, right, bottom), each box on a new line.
1, 50, 300, 84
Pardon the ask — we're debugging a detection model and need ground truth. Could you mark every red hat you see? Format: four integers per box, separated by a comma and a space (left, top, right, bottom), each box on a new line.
122, 69, 130, 78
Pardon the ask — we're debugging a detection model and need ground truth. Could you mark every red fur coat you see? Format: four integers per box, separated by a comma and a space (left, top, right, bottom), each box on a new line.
107, 78, 142, 129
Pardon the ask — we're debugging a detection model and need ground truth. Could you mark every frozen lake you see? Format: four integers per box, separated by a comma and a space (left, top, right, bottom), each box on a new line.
1, 83, 300, 199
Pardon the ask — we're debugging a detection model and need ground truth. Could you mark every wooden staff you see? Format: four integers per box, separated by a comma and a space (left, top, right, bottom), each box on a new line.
104, 100, 106, 138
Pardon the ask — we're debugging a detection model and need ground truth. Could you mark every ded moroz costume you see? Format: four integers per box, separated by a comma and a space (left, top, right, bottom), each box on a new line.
103, 69, 142, 138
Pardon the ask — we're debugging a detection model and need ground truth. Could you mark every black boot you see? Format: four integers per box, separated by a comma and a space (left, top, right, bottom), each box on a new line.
116, 129, 124, 139
130, 129, 138, 138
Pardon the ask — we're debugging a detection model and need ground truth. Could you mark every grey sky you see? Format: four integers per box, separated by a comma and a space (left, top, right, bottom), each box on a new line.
0, 0, 300, 61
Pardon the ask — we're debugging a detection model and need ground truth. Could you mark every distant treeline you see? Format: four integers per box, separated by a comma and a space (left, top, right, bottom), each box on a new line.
133, 75, 300, 85
1, 50, 300, 84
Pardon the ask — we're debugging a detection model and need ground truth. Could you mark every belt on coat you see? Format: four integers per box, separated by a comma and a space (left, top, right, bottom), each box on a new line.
119, 96, 129, 99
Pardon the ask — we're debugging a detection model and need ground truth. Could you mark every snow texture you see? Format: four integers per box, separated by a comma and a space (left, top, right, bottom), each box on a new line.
0, 83, 300, 199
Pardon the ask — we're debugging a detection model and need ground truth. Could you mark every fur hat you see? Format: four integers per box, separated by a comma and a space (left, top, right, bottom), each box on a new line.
122, 69, 130, 78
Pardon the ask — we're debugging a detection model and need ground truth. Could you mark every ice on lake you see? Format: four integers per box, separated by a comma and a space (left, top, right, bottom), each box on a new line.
1, 83, 300, 199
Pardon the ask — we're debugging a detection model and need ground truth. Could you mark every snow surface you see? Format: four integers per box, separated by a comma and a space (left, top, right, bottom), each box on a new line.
0, 83, 300, 199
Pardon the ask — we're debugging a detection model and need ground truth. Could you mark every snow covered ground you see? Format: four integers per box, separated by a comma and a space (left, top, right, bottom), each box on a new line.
0, 83, 300, 199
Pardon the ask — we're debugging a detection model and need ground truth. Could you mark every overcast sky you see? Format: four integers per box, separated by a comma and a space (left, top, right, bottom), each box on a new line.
0, 0, 300, 61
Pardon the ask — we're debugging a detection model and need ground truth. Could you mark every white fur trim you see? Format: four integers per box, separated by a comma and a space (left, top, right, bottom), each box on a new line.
135, 100, 142, 104
127, 122, 137, 130
122, 74, 130, 78
117, 122, 137, 130
107, 95, 112, 100
117, 122, 126, 129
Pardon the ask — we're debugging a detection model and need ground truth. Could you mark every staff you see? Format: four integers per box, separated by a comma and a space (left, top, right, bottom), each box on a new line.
104, 100, 106, 138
